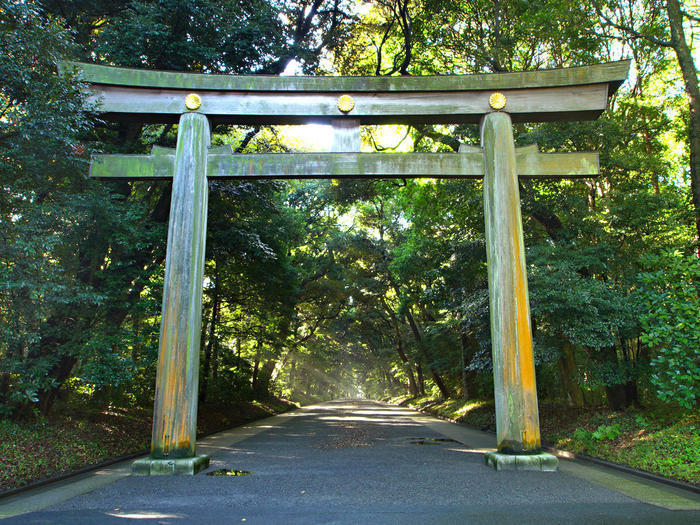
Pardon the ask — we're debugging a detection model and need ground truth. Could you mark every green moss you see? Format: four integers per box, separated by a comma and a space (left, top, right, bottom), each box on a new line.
63, 60, 630, 93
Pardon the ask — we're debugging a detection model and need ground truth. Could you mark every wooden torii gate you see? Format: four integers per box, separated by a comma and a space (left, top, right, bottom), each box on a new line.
63, 60, 629, 474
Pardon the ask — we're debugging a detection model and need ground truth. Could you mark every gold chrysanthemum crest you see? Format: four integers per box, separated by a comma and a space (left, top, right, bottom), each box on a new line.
185, 93, 202, 110
489, 92, 507, 111
337, 94, 355, 113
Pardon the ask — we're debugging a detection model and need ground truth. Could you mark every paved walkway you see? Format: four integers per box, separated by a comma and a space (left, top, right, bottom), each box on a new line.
2, 399, 698, 524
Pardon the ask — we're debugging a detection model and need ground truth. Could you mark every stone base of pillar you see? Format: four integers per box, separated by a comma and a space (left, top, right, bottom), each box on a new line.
132, 455, 210, 475
484, 452, 558, 471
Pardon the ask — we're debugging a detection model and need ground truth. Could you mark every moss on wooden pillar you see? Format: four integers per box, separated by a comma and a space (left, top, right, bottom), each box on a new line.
481, 111, 542, 455
135, 112, 210, 474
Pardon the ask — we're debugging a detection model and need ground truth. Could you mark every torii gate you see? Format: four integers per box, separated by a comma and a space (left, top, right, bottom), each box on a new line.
63, 60, 629, 474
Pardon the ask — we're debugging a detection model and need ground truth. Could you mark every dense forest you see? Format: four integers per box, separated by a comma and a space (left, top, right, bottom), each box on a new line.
1, 0, 698, 428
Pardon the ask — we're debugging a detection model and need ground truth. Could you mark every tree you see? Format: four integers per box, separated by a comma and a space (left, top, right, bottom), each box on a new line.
1, 0, 358, 414
594, 0, 700, 251
0, 0, 109, 414
639, 251, 700, 409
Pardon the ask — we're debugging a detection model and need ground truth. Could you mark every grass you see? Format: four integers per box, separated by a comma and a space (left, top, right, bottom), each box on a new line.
0, 397, 297, 492
549, 408, 699, 484
388, 395, 700, 486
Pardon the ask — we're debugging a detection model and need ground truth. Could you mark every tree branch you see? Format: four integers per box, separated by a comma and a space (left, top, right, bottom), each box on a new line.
412, 125, 461, 152
593, 3, 673, 47
396, 0, 413, 75
0, 100, 13, 121
235, 126, 261, 153
373, 18, 396, 75
682, 9, 700, 23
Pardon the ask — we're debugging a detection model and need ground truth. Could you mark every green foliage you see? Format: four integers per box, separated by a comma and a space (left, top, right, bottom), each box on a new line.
416, 0, 602, 73
94, 0, 288, 72
528, 244, 641, 351
616, 418, 700, 484
639, 251, 700, 409
568, 423, 624, 450
404, 396, 700, 484
204, 355, 254, 403
592, 423, 623, 441
560, 409, 700, 484
1, 0, 361, 416
0, 0, 97, 415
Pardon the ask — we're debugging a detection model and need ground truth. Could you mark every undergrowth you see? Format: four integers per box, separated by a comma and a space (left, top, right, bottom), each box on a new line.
389, 396, 699, 485
0, 397, 297, 492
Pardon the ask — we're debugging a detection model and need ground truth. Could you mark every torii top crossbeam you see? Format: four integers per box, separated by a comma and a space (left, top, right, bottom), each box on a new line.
64, 60, 629, 125
64, 60, 629, 181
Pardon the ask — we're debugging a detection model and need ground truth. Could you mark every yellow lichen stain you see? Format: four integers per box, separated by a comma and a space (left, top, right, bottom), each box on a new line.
486, 116, 541, 452
521, 427, 541, 450
509, 191, 540, 447
155, 303, 191, 450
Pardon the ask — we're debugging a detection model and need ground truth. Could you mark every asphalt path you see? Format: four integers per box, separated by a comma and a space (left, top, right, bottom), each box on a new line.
3, 399, 699, 524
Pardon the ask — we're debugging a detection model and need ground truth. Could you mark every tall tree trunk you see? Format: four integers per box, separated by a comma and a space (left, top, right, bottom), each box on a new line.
397, 334, 418, 397
0, 341, 22, 405
416, 362, 425, 396
642, 118, 660, 195
460, 334, 468, 400
289, 359, 296, 395
38, 354, 77, 414
0, 372, 9, 405
600, 347, 637, 409
557, 338, 585, 407
200, 269, 220, 404
605, 383, 637, 410
304, 370, 311, 397
382, 254, 450, 397
212, 338, 220, 381
388, 312, 418, 397
199, 306, 211, 403
271, 347, 293, 382
35, 176, 171, 415
460, 332, 479, 400
259, 360, 275, 397
667, 0, 700, 253
380, 296, 419, 396
252, 340, 262, 392
403, 308, 452, 398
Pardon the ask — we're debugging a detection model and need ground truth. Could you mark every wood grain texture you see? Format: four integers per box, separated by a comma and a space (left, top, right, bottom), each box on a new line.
331, 118, 361, 152
89, 152, 175, 179
206, 152, 485, 178
482, 112, 542, 454
515, 145, 599, 177
62, 60, 630, 93
85, 83, 611, 125
150, 112, 210, 460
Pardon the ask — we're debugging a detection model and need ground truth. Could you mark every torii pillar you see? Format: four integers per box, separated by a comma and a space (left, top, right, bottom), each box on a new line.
132, 110, 211, 475
480, 110, 553, 470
